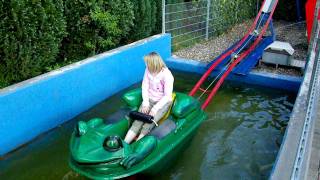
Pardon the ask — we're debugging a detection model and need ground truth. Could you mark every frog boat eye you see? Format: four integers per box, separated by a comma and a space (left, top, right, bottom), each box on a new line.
103, 136, 123, 152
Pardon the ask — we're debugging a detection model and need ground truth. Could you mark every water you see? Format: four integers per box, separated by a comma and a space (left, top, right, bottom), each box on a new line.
0, 71, 296, 180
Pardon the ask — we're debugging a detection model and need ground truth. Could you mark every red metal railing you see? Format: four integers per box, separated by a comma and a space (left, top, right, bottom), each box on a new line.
189, 0, 267, 97
200, 0, 279, 110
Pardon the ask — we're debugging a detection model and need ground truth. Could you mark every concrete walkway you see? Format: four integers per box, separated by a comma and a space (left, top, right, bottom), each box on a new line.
271, 1, 320, 179
306, 96, 320, 179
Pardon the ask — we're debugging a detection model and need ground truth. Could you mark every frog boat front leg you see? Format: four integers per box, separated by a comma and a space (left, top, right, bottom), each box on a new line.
120, 136, 157, 169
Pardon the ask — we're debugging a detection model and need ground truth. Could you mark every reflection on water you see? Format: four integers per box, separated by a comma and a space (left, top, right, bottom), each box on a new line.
0, 71, 296, 180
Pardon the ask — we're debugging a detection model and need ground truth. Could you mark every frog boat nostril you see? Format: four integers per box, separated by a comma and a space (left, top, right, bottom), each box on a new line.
76, 121, 88, 137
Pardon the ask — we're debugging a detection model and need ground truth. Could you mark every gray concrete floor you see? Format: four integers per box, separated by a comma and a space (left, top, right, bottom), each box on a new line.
307, 96, 320, 179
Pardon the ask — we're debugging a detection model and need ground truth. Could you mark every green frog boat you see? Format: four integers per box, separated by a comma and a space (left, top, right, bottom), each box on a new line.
69, 88, 207, 179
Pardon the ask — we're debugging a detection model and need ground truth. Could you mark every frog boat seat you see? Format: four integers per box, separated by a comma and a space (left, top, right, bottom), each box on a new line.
121, 88, 200, 140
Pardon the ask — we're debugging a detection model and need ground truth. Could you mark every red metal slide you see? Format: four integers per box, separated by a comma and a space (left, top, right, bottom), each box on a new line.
190, 0, 279, 110
189, 0, 268, 97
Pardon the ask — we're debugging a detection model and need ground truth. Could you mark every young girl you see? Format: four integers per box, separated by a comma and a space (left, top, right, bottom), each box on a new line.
124, 52, 174, 144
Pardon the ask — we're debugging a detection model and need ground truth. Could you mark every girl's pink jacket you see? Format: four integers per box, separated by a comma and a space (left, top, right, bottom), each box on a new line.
141, 67, 174, 114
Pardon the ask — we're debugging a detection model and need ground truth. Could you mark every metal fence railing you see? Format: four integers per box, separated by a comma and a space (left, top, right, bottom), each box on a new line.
162, 0, 257, 50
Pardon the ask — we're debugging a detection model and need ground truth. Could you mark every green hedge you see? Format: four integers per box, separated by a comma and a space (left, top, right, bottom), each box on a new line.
0, 0, 66, 87
0, 0, 303, 88
60, 0, 135, 63
0, 0, 162, 88
129, 0, 158, 41
209, 0, 256, 35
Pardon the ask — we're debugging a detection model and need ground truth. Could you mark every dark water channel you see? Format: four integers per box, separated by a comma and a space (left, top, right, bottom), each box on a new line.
0, 71, 296, 180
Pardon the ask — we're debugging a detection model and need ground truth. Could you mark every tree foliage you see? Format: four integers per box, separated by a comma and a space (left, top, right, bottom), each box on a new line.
129, 0, 158, 41
0, 0, 66, 87
60, 0, 134, 62
0, 0, 297, 88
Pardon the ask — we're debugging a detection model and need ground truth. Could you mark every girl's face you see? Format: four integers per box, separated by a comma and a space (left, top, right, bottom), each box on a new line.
144, 54, 164, 74
146, 65, 157, 75
145, 60, 156, 74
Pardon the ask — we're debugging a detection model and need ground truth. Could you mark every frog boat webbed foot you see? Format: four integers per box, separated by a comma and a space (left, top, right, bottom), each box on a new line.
120, 136, 157, 169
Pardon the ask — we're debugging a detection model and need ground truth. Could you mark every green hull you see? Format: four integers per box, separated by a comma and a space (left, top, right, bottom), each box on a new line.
69, 89, 207, 179
141, 115, 204, 175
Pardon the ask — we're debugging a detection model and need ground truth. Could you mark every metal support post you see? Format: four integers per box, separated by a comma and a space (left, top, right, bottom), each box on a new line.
162, 0, 166, 34
256, 0, 259, 15
295, 0, 303, 21
260, 13, 276, 41
205, 0, 211, 40
269, 19, 276, 41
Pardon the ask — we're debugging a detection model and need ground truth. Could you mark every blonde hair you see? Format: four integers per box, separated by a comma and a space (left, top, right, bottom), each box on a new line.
144, 52, 166, 73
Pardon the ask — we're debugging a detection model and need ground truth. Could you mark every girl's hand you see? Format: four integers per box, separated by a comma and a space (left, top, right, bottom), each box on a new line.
149, 109, 156, 117
140, 106, 149, 114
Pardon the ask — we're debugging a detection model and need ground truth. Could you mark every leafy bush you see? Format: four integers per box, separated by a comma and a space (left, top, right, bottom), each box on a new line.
129, 0, 158, 41
153, 0, 163, 34
0, 0, 66, 87
208, 0, 256, 34
60, 0, 134, 62
2, 0, 300, 88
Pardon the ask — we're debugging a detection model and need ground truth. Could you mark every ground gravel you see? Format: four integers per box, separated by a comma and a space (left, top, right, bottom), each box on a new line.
173, 19, 253, 62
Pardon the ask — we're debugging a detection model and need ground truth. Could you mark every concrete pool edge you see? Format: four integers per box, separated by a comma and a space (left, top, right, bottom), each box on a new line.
270, 5, 320, 179
269, 45, 315, 180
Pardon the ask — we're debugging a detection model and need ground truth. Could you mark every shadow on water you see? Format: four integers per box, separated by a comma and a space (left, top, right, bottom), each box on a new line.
0, 71, 296, 180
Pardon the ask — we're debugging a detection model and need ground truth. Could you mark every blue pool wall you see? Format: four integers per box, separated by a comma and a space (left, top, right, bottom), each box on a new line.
0, 34, 171, 156
166, 57, 302, 92
0, 34, 302, 156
